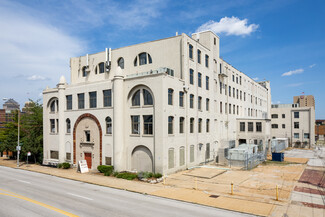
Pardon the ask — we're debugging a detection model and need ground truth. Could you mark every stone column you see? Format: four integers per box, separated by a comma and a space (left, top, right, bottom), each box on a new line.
58, 76, 66, 163
113, 67, 125, 171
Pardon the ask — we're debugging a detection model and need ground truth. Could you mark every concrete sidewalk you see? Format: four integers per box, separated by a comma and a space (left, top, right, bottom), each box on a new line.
0, 157, 276, 216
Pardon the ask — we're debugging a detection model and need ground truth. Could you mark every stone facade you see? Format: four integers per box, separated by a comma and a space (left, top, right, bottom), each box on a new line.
43, 31, 272, 174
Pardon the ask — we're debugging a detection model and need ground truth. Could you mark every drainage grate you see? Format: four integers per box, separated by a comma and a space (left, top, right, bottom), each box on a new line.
209, 195, 219, 198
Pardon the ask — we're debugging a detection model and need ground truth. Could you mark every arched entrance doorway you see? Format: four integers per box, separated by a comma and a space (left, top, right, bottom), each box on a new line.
131, 146, 153, 172
73, 113, 102, 169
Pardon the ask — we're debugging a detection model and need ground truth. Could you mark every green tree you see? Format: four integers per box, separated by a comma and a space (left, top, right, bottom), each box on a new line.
0, 111, 20, 158
20, 100, 43, 164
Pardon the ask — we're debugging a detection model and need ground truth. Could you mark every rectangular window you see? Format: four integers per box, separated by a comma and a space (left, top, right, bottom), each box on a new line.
225, 103, 227, 114
229, 86, 231, 96
143, 115, 153, 135
232, 75, 235, 82
294, 133, 299, 138
50, 119, 55, 133
198, 118, 202, 133
198, 96, 202, 110
206, 119, 210, 133
294, 122, 299, 129
248, 122, 253, 132
240, 122, 245, 132
237, 105, 239, 115
220, 102, 222, 113
198, 73, 202, 87
179, 117, 184, 134
89, 91, 97, 108
236, 89, 238, 99
50, 151, 59, 159
179, 91, 184, 107
271, 114, 278, 118
240, 91, 242, 100
256, 122, 262, 132
197, 49, 201, 63
190, 118, 194, 133
282, 124, 285, 129
225, 84, 227, 95
240, 76, 242, 85
205, 55, 209, 67
219, 82, 222, 94
282, 114, 285, 118
103, 89, 112, 107
190, 94, 194, 108
206, 76, 209, 90
78, 93, 85, 109
168, 116, 174, 134
189, 44, 193, 59
294, 112, 299, 118
233, 88, 235, 98
304, 133, 310, 139
236, 77, 238, 84
190, 69, 194, 85
85, 130, 90, 142
206, 98, 209, 111
233, 104, 235, 115
131, 116, 140, 134
229, 103, 231, 114
168, 89, 174, 105
190, 145, 194, 162
272, 124, 278, 129
66, 95, 72, 110
244, 92, 246, 101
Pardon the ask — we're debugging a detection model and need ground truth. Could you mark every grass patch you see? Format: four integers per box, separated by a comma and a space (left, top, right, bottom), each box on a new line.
262, 160, 296, 166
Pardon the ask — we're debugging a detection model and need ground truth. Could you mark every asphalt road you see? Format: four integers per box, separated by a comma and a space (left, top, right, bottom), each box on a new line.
0, 166, 255, 217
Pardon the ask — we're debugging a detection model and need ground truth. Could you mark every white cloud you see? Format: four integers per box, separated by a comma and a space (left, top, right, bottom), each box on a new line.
0, 0, 85, 104
27, 75, 47, 81
281, 68, 304, 77
253, 77, 259, 81
196, 16, 259, 36
309, 64, 316, 68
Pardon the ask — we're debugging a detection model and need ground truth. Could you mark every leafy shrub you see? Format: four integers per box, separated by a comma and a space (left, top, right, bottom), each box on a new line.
57, 163, 63, 169
104, 171, 112, 176
62, 162, 71, 169
113, 171, 119, 177
116, 172, 137, 180
97, 165, 114, 174
153, 173, 162, 178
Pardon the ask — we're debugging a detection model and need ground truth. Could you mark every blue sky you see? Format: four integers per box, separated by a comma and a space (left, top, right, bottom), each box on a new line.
0, 0, 324, 118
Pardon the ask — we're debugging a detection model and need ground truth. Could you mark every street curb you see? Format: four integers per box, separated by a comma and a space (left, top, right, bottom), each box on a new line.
1, 163, 269, 217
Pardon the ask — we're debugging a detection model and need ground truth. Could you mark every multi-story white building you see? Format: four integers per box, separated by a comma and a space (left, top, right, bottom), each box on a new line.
271, 103, 315, 148
43, 31, 271, 174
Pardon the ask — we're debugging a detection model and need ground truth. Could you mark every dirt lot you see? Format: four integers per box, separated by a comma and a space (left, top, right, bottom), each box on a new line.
160, 162, 306, 204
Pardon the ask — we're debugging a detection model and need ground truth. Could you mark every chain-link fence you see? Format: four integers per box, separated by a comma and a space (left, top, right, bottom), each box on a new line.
228, 150, 267, 170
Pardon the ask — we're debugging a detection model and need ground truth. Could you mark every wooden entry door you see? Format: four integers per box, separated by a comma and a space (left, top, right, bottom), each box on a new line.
84, 153, 92, 169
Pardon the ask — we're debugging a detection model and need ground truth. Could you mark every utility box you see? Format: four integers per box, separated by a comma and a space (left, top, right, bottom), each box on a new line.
272, 152, 284, 162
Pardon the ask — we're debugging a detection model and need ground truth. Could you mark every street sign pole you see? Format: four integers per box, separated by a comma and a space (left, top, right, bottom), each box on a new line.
17, 110, 20, 167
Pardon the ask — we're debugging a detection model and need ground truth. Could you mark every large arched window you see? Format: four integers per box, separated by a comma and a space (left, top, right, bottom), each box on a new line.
139, 53, 147, 65
106, 117, 112, 134
50, 101, 56, 112
48, 98, 58, 113
143, 89, 153, 105
118, 57, 124, 69
134, 52, 152, 66
66, 118, 71, 134
132, 90, 140, 106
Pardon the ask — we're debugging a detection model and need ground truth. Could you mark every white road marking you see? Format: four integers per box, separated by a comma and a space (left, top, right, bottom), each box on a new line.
67, 192, 93, 201
16, 179, 31, 184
